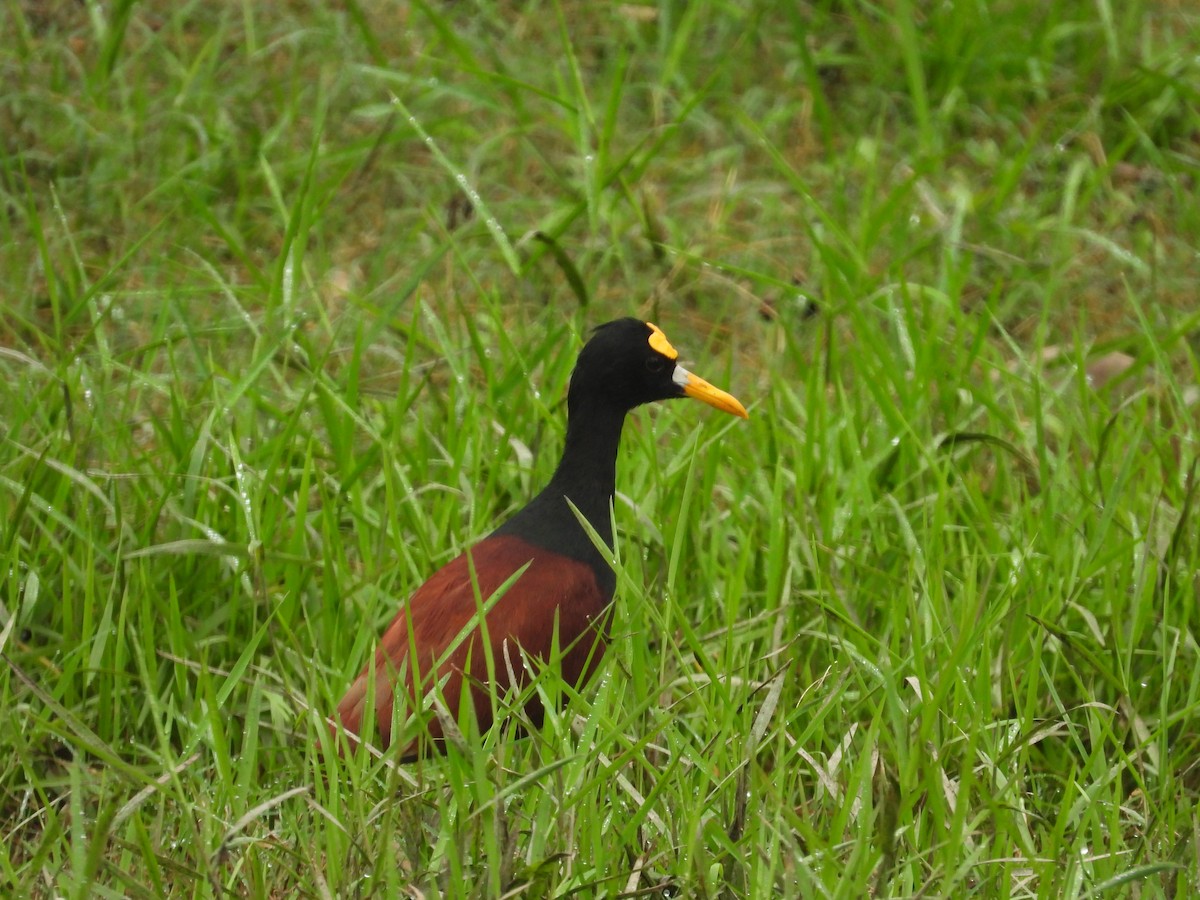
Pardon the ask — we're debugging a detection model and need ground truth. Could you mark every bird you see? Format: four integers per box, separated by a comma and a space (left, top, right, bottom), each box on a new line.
331, 318, 747, 760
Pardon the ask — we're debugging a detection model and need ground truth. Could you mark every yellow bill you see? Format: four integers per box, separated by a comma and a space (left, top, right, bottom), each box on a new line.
674, 365, 749, 419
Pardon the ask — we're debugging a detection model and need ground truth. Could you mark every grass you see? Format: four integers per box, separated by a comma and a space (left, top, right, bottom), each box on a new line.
2, 0, 1199, 896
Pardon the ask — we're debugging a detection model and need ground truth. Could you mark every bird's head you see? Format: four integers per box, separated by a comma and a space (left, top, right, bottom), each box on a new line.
568, 318, 748, 419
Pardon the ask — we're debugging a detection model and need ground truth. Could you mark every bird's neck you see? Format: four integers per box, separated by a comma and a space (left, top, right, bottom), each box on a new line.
543, 400, 625, 540
493, 399, 626, 583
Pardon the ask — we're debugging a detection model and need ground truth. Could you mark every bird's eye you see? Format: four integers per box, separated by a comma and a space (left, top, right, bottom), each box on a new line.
645, 356, 665, 374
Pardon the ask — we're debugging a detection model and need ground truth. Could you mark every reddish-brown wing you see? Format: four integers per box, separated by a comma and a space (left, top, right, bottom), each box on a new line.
333, 535, 611, 759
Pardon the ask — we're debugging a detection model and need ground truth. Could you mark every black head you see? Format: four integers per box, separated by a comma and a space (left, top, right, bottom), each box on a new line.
568, 318, 748, 418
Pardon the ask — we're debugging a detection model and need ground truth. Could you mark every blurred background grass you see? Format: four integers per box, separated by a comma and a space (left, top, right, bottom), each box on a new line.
2, 1, 1198, 896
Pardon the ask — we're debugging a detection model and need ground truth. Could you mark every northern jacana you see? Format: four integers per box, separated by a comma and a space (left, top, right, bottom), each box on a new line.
332, 318, 747, 759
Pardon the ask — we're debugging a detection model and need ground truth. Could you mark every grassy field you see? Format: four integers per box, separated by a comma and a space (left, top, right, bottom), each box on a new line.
2, 0, 1199, 896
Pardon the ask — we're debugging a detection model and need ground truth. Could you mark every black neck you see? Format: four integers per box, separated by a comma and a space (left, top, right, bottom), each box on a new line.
492, 397, 625, 594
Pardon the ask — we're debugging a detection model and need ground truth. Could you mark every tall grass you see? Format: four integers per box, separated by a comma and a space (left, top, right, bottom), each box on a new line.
2, 1, 1198, 896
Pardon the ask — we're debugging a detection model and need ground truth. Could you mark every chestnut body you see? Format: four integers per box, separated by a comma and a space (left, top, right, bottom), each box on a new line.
334, 536, 610, 759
